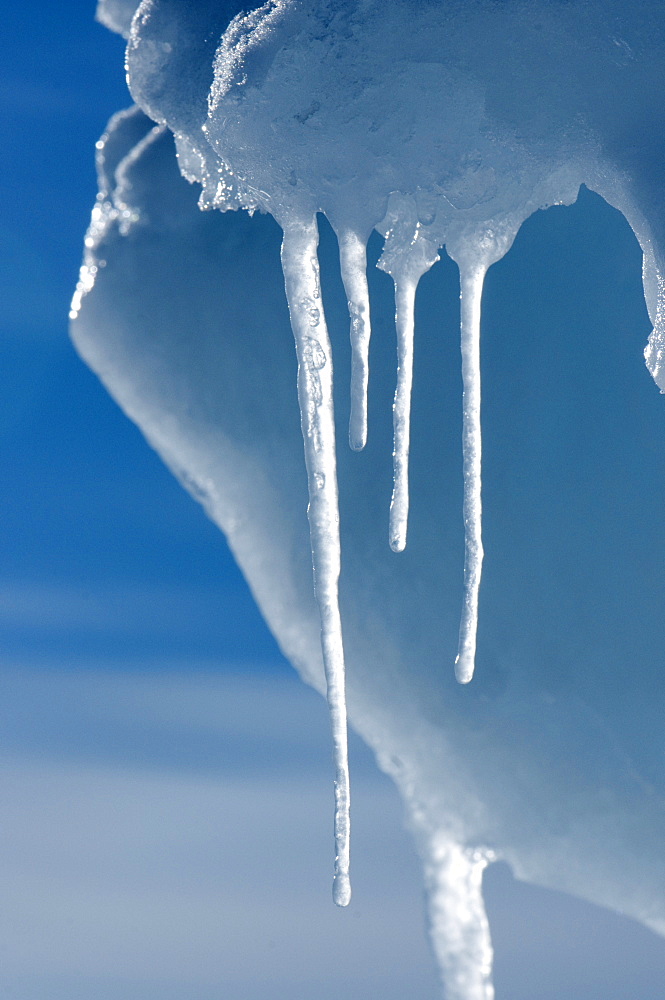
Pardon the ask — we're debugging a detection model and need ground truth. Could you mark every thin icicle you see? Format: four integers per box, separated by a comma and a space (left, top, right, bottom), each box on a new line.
376, 208, 439, 554
338, 230, 372, 451
280, 217, 351, 907
389, 274, 418, 553
455, 263, 488, 684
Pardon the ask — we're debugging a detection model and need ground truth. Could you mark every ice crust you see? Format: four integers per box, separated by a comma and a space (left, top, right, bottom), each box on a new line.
95, 0, 140, 38
78, 2, 665, 997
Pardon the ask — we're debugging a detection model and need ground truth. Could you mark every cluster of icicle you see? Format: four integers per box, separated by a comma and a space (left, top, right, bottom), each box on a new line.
96, 0, 665, 910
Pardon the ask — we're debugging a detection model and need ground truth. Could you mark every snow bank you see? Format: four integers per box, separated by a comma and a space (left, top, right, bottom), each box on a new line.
75, 2, 665, 996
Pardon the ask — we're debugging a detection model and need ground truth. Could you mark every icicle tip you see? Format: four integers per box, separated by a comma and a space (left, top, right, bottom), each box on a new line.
454, 652, 475, 685
333, 872, 352, 907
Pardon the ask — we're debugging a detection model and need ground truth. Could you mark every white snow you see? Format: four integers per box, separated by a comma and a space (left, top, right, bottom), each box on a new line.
78, 2, 665, 997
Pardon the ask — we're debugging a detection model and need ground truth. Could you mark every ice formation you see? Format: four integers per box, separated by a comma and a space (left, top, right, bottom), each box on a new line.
72, 1, 665, 996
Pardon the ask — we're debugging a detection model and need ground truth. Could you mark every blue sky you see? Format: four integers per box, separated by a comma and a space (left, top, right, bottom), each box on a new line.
3, 3, 665, 998
0, 4, 284, 668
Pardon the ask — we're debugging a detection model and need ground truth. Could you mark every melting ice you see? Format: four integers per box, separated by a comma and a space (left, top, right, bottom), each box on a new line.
73, 0, 665, 996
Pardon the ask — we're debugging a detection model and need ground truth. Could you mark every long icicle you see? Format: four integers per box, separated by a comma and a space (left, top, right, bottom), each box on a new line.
389, 273, 418, 553
281, 217, 351, 906
455, 262, 488, 684
338, 230, 372, 451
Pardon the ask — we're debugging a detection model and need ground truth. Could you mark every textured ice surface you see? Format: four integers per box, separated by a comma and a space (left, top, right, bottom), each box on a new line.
95, 0, 139, 38
77, 2, 665, 997
122, 0, 665, 693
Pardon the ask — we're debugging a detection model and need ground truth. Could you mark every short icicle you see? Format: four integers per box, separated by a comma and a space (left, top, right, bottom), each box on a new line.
280, 217, 351, 906
455, 262, 488, 684
389, 273, 418, 553
338, 229, 372, 451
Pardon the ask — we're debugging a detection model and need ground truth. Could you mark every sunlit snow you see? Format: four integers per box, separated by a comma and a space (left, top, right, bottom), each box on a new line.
71, 1, 665, 996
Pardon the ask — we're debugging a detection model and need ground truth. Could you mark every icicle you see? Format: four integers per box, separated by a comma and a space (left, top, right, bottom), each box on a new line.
389, 273, 418, 553
377, 206, 439, 555
455, 263, 488, 684
280, 217, 351, 907
422, 836, 495, 1000
338, 230, 372, 451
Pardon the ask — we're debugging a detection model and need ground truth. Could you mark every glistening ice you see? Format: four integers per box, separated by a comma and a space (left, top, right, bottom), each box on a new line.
71, 1, 665, 996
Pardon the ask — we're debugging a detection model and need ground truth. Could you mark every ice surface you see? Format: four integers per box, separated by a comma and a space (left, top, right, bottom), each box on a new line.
337, 229, 371, 451
96, 0, 140, 38
280, 219, 351, 906
455, 265, 487, 685
73, 2, 665, 997
386, 273, 416, 554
